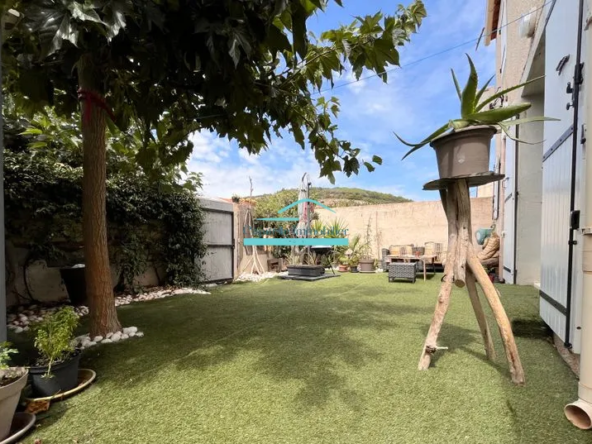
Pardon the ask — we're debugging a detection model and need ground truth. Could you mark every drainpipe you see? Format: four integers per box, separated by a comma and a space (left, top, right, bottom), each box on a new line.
564, 0, 592, 430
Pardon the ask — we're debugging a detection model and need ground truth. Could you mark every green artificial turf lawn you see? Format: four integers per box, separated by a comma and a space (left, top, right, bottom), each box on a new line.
13, 273, 589, 443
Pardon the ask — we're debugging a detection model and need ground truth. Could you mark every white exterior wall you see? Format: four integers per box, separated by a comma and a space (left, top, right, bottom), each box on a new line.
515, 95, 544, 285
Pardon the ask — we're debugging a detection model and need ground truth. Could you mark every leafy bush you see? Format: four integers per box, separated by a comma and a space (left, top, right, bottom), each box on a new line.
33, 307, 79, 376
0, 342, 17, 370
4, 114, 207, 292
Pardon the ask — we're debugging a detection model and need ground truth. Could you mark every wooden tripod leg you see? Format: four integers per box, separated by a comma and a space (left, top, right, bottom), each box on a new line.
467, 248, 525, 385
455, 179, 495, 360
466, 271, 496, 361
418, 186, 458, 370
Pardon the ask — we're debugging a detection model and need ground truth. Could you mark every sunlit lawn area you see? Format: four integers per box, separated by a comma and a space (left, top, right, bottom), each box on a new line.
15, 273, 589, 443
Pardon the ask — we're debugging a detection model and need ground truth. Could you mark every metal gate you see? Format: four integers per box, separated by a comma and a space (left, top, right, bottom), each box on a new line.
540, 126, 575, 344
199, 197, 235, 283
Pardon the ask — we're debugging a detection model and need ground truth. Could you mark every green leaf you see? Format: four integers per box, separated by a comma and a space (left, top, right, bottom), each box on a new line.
475, 74, 494, 107
465, 103, 532, 124
268, 24, 291, 53
396, 123, 450, 159
499, 116, 560, 126
291, 1, 308, 58
498, 122, 540, 144
449, 119, 470, 129
104, 3, 127, 40
20, 127, 43, 136
228, 37, 241, 67
69, 3, 103, 24
364, 161, 375, 172
451, 69, 461, 100
372, 155, 382, 165
460, 54, 478, 118
476, 76, 545, 111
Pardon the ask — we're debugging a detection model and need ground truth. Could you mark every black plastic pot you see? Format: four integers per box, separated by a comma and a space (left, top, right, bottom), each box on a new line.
60, 266, 87, 306
29, 351, 81, 397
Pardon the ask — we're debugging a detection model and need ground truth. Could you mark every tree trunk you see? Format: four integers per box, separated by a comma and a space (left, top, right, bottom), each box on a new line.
78, 54, 121, 337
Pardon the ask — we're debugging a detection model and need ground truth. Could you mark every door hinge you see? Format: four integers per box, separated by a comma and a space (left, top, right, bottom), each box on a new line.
569, 240, 578, 246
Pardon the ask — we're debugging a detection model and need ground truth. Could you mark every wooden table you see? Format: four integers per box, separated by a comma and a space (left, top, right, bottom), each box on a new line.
386, 254, 437, 281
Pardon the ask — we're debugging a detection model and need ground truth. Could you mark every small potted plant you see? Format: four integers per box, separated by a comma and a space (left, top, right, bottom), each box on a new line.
231, 194, 240, 203
0, 343, 27, 440
29, 306, 81, 397
338, 256, 349, 272
396, 55, 556, 178
349, 255, 360, 273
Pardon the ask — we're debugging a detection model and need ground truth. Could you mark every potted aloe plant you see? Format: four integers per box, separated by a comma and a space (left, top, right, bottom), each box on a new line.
396, 54, 556, 178
30, 306, 81, 397
0, 343, 27, 440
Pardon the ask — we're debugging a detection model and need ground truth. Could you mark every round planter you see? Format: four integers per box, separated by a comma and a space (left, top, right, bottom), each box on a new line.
358, 260, 375, 273
350, 266, 359, 273
0, 369, 28, 441
29, 351, 81, 397
430, 126, 496, 178
338, 265, 348, 272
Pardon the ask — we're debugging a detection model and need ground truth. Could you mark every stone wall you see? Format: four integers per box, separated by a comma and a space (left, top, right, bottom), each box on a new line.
316, 198, 493, 258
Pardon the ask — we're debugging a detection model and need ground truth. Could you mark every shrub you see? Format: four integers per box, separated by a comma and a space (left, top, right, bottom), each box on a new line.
32, 307, 79, 377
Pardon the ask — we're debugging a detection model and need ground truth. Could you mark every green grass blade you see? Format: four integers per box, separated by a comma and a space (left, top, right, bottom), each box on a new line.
451, 69, 461, 100
476, 75, 544, 111
460, 54, 478, 118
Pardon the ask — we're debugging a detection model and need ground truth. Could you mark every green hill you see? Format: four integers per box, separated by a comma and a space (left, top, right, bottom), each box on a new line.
310, 187, 411, 207
250, 187, 411, 211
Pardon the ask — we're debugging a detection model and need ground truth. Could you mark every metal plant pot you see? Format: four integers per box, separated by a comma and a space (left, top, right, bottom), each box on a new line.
430, 126, 496, 178
0, 369, 28, 440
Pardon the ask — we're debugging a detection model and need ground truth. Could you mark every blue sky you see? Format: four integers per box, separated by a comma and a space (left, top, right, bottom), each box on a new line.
188, 0, 495, 201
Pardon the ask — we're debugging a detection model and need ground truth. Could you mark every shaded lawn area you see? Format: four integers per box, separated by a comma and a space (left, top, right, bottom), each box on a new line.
13, 273, 589, 443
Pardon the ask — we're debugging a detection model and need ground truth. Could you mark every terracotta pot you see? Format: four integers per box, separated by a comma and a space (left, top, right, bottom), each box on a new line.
0, 369, 28, 440
430, 126, 496, 178
338, 265, 348, 272
359, 259, 375, 272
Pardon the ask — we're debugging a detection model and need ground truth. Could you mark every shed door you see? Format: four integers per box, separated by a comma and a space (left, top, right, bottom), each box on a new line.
201, 207, 234, 283
540, 127, 574, 344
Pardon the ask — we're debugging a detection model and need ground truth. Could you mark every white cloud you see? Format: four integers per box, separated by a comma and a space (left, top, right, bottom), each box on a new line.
189, 131, 232, 164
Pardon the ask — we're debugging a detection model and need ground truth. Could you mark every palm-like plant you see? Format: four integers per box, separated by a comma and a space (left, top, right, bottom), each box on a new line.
396, 54, 557, 159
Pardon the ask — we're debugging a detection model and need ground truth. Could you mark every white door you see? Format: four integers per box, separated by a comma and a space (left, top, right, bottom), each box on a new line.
503, 134, 516, 283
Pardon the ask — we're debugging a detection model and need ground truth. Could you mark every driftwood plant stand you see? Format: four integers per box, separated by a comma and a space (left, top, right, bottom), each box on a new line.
419, 175, 525, 385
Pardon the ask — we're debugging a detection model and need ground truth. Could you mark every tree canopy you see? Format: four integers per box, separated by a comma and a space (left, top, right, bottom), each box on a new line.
5, 0, 426, 181
2, 0, 426, 335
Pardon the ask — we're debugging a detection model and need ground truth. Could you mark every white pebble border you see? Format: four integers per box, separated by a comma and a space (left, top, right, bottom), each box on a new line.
6, 287, 210, 334
72, 326, 144, 350
235, 272, 283, 283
